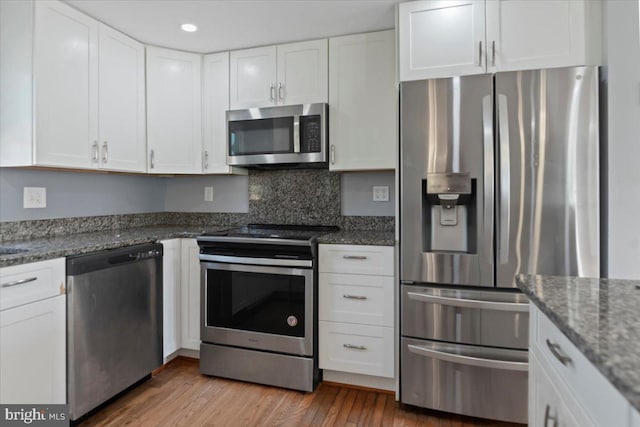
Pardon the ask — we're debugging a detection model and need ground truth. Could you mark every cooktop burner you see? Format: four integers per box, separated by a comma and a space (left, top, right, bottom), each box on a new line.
200, 224, 339, 242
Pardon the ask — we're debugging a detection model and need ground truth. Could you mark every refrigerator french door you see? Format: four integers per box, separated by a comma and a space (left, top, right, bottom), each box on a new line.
400, 66, 599, 424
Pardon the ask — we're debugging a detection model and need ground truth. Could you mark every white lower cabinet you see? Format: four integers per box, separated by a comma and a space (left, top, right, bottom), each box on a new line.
180, 239, 201, 351
632, 408, 640, 427
160, 239, 201, 356
318, 244, 395, 386
161, 239, 182, 359
0, 258, 66, 404
529, 305, 632, 426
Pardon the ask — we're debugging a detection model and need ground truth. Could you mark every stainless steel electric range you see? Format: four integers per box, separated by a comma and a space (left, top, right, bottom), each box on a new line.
196, 224, 338, 392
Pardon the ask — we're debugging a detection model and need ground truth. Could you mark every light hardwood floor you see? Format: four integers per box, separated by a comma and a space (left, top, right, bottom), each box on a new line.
79, 357, 521, 427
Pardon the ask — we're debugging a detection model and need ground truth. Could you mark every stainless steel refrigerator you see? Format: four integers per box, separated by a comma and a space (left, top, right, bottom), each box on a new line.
399, 66, 600, 424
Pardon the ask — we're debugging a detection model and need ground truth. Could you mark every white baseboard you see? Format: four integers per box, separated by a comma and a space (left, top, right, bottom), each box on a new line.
322, 370, 396, 393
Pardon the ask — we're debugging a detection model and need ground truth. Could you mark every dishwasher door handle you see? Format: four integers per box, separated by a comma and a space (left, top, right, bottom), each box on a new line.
108, 253, 140, 265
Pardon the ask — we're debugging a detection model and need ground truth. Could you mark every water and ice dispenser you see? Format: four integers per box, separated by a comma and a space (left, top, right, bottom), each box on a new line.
423, 173, 477, 253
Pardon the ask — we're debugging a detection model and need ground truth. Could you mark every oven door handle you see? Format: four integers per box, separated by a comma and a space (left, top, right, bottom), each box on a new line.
199, 254, 312, 268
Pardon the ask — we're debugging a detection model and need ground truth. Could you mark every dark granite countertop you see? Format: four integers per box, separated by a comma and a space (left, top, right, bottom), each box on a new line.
0, 226, 229, 268
317, 230, 395, 246
0, 226, 395, 268
516, 275, 640, 412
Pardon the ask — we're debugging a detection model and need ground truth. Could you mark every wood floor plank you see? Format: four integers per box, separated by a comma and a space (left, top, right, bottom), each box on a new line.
78, 357, 523, 427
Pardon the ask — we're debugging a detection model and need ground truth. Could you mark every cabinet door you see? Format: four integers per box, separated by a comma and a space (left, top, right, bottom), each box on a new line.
329, 30, 397, 171
33, 0, 98, 169
0, 295, 65, 404
161, 239, 181, 360
398, 0, 486, 81
146, 47, 202, 174
180, 239, 201, 351
229, 46, 277, 109
202, 52, 245, 175
276, 39, 328, 105
98, 24, 146, 172
486, 0, 590, 72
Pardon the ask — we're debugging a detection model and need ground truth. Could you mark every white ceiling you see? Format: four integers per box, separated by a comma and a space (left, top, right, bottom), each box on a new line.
66, 0, 401, 53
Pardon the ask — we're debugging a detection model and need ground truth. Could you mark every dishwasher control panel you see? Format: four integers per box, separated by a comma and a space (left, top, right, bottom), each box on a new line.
138, 249, 162, 259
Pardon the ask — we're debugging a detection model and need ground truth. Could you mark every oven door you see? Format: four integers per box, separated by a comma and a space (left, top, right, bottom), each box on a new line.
201, 261, 314, 356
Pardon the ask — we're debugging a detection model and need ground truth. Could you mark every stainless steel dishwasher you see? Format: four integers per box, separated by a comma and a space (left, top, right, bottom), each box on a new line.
66, 243, 163, 421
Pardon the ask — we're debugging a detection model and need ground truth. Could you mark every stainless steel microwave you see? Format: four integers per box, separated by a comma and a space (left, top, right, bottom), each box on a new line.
226, 103, 328, 167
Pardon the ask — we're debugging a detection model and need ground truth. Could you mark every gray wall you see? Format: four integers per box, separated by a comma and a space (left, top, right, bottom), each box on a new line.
0, 168, 165, 221
164, 175, 249, 213
602, 0, 640, 280
0, 168, 394, 222
341, 171, 395, 216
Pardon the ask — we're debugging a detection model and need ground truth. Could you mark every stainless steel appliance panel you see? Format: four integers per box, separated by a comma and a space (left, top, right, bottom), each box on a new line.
200, 342, 316, 392
495, 67, 600, 287
67, 244, 162, 421
400, 75, 494, 287
227, 103, 327, 166
402, 285, 529, 350
401, 337, 528, 424
200, 261, 314, 356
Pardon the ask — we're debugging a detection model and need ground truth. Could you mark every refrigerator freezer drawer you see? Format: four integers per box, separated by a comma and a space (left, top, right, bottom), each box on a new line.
401, 337, 528, 424
402, 284, 529, 350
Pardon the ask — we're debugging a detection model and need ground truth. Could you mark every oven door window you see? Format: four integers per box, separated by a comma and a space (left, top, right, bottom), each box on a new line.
206, 269, 306, 337
229, 117, 293, 156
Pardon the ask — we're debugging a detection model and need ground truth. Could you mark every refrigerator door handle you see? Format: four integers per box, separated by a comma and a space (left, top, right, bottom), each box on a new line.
407, 344, 529, 372
482, 95, 494, 265
497, 94, 511, 265
407, 292, 529, 312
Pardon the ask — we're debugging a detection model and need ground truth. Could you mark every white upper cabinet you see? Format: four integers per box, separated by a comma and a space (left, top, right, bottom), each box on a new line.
485, 0, 601, 72
1, 0, 146, 173
146, 47, 203, 174
230, 40, 328, 109
33, 0, 98, 169
202, 52, 246, 175
276, 39, 328, 105
230, 46, 277, 109
97, 24, 146, 172
329, 30, 397, 171
399, 0, 601, 81
399, 0, 486, 81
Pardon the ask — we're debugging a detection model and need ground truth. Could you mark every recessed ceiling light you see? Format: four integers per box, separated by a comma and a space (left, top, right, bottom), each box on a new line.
181, 23, 198, 33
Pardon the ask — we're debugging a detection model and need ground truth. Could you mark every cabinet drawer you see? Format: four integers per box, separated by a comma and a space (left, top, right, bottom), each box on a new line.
319, 273, 393, 326
319, 321, 393, 378
532, 306, 628, 427
0, 258, 65, 311
319, 245, 393, 276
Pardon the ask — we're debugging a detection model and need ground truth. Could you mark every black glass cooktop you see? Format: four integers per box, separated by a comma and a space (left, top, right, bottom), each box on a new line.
201, 224, 339, 242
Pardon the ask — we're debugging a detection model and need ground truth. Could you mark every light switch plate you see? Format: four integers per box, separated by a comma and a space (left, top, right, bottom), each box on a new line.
373, 186, 389, 202
204, 186, 214, 202
24, 187, 46, 208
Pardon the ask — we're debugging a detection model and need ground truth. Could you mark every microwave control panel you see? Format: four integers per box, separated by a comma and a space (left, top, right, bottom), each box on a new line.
300, 115, 322, 153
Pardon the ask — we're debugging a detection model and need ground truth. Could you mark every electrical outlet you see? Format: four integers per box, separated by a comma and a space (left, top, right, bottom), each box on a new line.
373, 186, 389, 202
204, 186, 214, 202
24, 187, 47, 208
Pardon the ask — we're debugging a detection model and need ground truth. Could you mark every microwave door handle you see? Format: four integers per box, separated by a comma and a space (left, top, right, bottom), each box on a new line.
293, 115, 300, 153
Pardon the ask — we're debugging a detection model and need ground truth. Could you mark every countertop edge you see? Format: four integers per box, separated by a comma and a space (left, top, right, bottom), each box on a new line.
517, 276, 640, 413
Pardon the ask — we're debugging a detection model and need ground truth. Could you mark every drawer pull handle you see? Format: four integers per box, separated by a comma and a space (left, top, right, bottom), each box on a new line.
544, 404, 559, 427
343, 294, 367, 300
343, 344, 367, 350
546, 339, 572, 366
343, 255, 367, 260
2, 277, 37, 288
407, 291, 529, 312
407, 344, 528, 371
